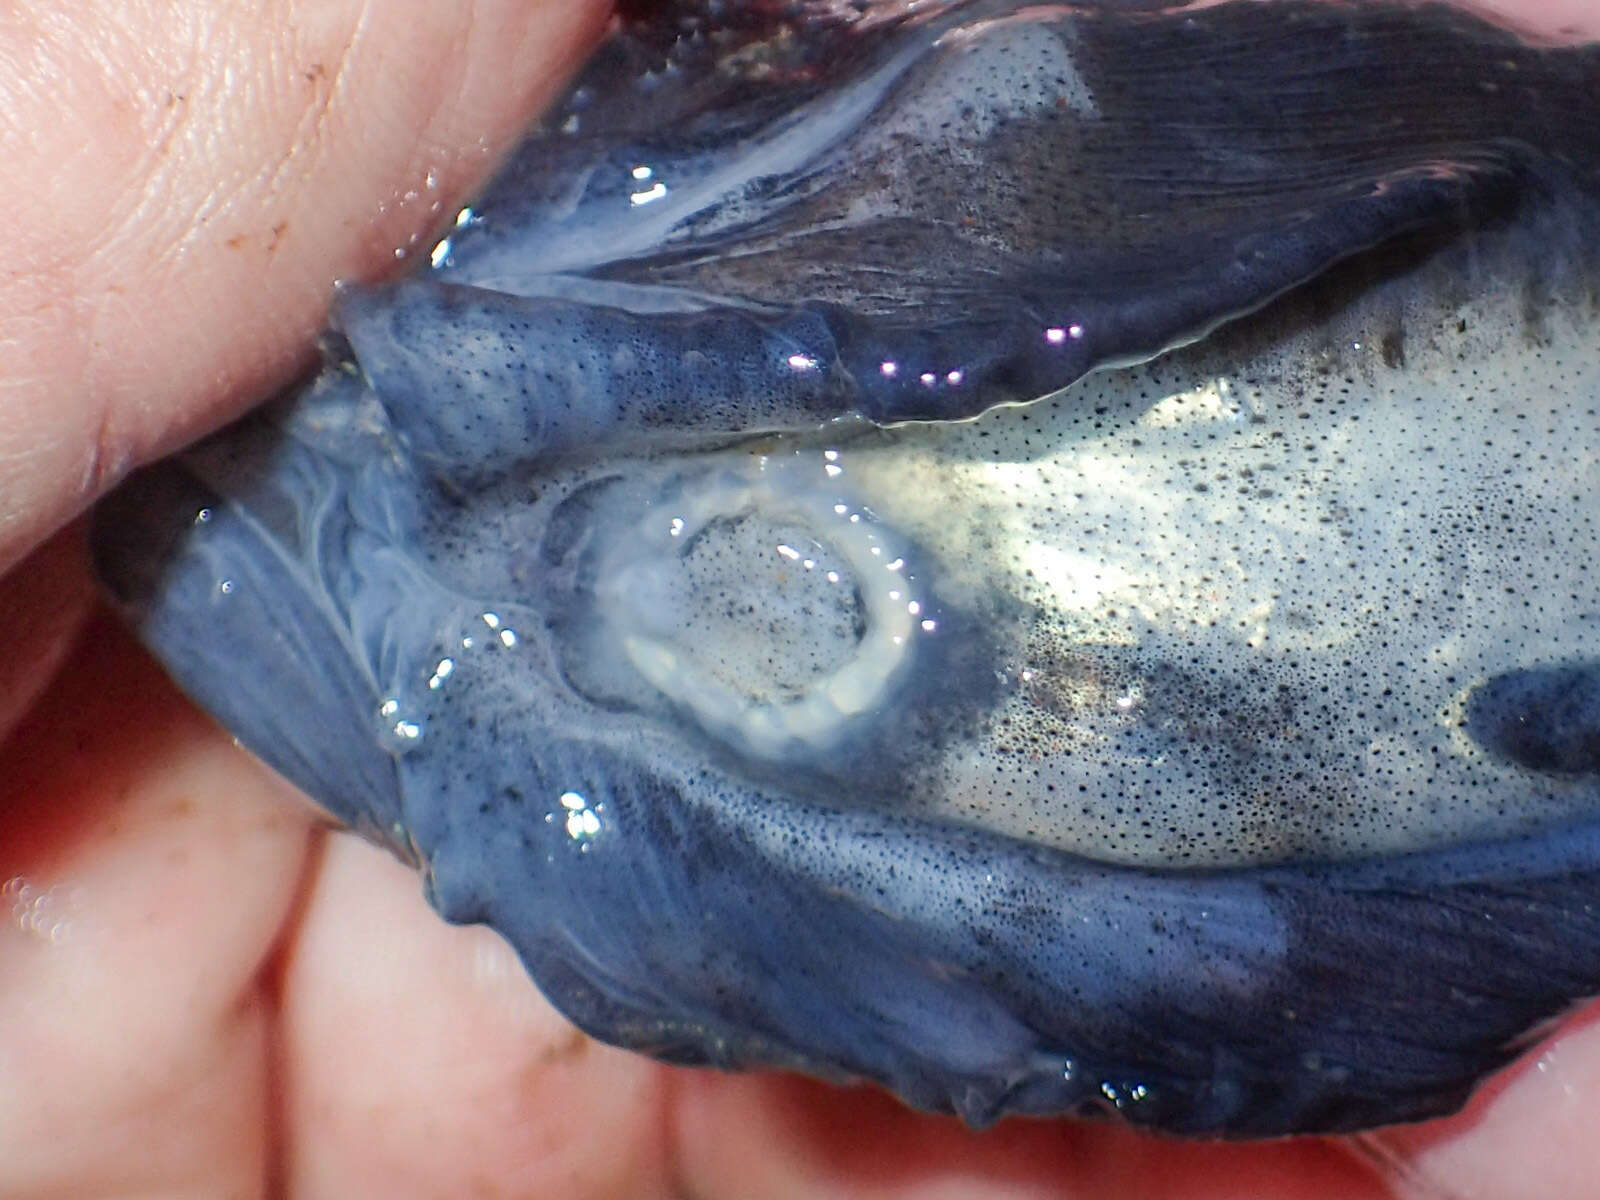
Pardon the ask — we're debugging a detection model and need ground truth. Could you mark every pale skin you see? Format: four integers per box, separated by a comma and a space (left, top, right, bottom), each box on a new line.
2, 2, 1598, 1196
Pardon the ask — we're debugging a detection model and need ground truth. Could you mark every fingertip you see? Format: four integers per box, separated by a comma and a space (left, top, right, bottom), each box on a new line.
279, 835, 670, 1198
1366, 1001, 1600, 1200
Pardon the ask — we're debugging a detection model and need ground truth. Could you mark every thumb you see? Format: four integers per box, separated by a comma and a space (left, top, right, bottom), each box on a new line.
0, 0, 611, 576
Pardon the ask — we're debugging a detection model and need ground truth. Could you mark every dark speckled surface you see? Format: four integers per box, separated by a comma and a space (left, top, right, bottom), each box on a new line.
94, 1, 1600, 1135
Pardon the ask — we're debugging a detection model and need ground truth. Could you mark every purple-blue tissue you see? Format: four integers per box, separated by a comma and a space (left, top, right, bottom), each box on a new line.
94, 1, 1600, 1136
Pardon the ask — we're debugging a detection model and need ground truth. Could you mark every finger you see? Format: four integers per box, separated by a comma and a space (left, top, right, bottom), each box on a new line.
1479, 0, 1600, 38
1362, 1002, 1600, 1200
0, 0, 611, 576
671, 1073, 1390, 1200
278, 833, 673, 1198
0, 611, 313, 1197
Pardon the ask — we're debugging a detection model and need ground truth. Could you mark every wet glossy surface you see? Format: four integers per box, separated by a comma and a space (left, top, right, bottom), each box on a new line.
94, 1, 1600, 1135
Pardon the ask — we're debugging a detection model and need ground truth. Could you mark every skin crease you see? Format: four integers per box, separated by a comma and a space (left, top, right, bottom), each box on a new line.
0, 1, 1597, 1196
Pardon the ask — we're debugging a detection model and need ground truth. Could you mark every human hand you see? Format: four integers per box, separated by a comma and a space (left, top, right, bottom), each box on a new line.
3, 3, 1598, 1196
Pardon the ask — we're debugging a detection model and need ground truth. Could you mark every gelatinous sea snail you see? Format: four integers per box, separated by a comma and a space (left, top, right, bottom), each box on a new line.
93, 0, 1600, 1136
